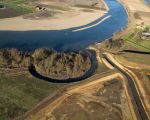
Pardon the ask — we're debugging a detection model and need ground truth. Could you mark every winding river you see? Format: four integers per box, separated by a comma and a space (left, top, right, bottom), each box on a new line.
0, 0, 128, 51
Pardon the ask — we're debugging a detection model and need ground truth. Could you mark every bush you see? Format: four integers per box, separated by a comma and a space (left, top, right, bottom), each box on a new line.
32, 48, 91, 79
0, 48, 30, 68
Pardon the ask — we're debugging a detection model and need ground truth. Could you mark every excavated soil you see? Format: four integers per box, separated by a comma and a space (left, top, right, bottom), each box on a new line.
50, 79, 123, 120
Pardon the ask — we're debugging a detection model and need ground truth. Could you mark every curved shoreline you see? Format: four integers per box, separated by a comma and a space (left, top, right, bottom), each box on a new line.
111, 0, 135, 40
0, 2, 108, 31
0, 0, 128, 51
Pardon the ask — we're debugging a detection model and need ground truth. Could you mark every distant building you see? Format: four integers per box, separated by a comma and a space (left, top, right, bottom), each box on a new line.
142, 32, 150, 36
141, 32, 150, 40
36, 5, 46, 11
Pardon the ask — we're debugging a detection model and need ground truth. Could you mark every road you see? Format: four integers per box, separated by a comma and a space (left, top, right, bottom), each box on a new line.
24, 70, 120, 120
23, 48, 149, 120
102, 53, 149, 120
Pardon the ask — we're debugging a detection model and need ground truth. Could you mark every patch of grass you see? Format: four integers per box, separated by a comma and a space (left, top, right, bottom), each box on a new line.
134, 12, 141, 19
117, 53, 150, 66
126, 41, 150, 52
123, 27, 150, 52
0, 71, 63, 120
0, 0, 33, 16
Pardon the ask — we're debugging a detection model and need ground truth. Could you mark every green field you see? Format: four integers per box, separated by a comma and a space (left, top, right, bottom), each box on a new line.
0, 71, 63, 120
123, 26, 150, 52
0, 0, 34, 17
116, 53, 150, 66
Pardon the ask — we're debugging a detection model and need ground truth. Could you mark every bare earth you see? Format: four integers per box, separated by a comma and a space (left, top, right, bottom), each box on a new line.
105, 52, 150, 119
122, 0, 150, 25
51, 79, 123, 120
0, 1, 107, 31
25, 72, 136, 120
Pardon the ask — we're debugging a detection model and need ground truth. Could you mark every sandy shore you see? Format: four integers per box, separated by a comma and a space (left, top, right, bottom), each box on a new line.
0, 7, 107, 31
122, 0, 150, 25
113, 0, 150, 40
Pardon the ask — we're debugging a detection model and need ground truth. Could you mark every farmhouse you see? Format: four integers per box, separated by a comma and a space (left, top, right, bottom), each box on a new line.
36, 5, 46, 11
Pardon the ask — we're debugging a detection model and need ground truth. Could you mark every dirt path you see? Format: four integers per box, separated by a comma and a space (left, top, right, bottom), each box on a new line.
88, 46, 114, 69
104, 52, 150, 119
23, 47, 139, 120
24, 70, 121, 120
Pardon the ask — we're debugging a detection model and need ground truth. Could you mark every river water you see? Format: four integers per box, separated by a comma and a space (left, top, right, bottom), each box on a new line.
0, 0, 128, 51
144, 0, 150, 4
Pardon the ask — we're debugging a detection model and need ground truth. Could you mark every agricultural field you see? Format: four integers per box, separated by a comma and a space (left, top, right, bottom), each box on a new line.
0, 0, 103, 19
113, 26, 150, 68
123, 26, 150, 52
0, 71, 63, 120
0, 0, 35, 18
52, 79, 123, 120
115, 53, 150, 68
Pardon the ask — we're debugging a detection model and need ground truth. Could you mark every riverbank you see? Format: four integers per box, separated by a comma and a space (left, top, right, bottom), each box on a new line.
144, 0, 150, 5
121, 0, 150, 26
0, 0, 108, 31
113, 0, 134, 39
108, 0, 150, 41
0, 0, 128, 51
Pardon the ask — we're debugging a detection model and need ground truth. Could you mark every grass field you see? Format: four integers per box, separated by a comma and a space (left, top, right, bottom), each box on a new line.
0, 71, 63, 120
116, 53, 150, 66
115, 26, 150, 69
123, 26, 150, 52
0, 0, 34, 18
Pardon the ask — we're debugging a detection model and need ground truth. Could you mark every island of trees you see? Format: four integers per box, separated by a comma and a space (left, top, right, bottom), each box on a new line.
0, 48, 91, 79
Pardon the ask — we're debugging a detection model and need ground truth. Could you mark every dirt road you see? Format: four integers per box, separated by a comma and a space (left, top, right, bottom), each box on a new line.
24, 70, 122, 120
23, 47, 138, 120
103, 52, 150, 120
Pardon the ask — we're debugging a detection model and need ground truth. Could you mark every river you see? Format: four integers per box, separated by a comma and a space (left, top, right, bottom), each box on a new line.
144, 0, 150, 4
0, 0, 128, 51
